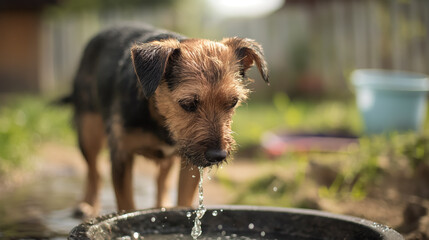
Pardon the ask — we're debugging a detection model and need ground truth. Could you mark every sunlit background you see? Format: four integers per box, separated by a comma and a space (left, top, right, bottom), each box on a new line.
2, 0, 428, 98
0, 0, 429, 239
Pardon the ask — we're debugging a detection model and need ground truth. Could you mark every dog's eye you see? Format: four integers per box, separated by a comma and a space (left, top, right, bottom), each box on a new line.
228, 97, 239, 109
179, 98, 199, 112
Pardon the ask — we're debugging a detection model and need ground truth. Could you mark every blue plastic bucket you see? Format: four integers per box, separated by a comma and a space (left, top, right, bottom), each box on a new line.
351, 69, 429, 134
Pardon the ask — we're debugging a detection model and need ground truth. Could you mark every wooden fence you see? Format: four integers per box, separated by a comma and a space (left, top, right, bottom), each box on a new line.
39, 0, 429, 98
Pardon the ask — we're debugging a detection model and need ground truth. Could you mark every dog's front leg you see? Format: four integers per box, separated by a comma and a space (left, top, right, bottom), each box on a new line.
177, 159, 200, 206
111, 150, 135, 211
156, 156, 175, 207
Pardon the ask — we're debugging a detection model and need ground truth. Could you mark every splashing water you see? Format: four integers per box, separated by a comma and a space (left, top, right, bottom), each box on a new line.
191, 167, 206, 239
248, 223, 254, 230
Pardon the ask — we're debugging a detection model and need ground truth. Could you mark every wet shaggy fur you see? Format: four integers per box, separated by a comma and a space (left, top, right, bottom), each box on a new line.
70, 24, 268, 218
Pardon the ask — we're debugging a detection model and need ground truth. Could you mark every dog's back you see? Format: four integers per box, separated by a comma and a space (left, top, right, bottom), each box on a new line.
70, 25, 186, 217
72, 24, 185, 117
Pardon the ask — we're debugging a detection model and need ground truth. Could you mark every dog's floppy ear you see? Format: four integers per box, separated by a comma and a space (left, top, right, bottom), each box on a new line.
131, 39, 180, 98
222, 37, 269, 84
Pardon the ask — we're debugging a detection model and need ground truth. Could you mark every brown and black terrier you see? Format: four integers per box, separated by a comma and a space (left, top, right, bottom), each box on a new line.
69, 24, 268, 218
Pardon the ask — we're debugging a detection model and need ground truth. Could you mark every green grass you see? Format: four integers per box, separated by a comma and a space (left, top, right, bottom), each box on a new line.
227, 93, 429, 206
0, 95, 75, 174
233, 92, 362, 148
223, 132, 429, 208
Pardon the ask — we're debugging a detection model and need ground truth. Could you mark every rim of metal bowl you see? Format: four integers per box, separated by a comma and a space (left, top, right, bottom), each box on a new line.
69, 205, 404, 240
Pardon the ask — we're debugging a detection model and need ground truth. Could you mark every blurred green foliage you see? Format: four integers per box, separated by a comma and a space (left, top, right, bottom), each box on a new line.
229, 92, 429, 207
0, 96, 74, 175
226, 132, 429, 208
233, 92, 362, 148
226, 153, 309, 207
403, 135, 429, 169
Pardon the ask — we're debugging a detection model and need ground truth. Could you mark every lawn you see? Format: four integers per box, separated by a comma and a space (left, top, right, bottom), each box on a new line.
233, 92, 362, 148
0, 95, 75, 174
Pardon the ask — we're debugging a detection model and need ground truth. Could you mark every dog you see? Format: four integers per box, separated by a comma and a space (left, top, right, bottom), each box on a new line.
69, 24, 269, 218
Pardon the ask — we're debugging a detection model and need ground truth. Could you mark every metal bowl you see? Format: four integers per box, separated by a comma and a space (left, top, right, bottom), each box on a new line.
69, 205, 403, 240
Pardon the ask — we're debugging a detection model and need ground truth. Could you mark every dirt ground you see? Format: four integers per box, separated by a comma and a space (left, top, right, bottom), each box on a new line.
33, 142, 235, 207
2, 142, 429, 239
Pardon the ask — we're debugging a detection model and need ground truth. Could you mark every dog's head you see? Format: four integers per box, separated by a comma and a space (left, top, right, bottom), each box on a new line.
131, 37, 268, 167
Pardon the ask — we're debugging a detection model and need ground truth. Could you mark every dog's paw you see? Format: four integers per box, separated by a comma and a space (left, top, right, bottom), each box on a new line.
73, 202, 99, 219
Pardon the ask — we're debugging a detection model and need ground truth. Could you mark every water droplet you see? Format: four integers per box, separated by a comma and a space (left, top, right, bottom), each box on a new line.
164, 216, 167, 219
273, 186, 278, 192
220, 209, 224, 212
231, 233, 237, 238
161, 207, 166, 212
196, 209, 205, 219
151, 217, 156, 222
132, 232, 139, 239
217, 224, 223, 230
212, 210, 218, 216
248, 223, 254, 229
192, 175, 196, 178
260, 231, 266, 237
221, 231, 226, 236
186, 212, 192, 218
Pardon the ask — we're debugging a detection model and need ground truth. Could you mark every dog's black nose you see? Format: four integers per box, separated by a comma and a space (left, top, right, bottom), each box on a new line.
205, 149, 227, 163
